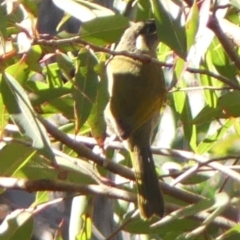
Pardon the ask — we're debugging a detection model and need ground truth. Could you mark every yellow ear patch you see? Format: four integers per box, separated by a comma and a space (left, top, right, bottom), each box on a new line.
135, 35, 150, 52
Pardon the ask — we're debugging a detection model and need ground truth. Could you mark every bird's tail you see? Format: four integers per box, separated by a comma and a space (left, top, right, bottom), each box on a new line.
130, 145, 164, 219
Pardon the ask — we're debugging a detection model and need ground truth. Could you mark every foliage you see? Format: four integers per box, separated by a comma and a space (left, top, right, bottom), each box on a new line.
1, 0, 240, 239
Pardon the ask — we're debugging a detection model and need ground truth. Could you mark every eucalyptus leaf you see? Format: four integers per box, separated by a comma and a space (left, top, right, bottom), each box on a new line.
151, 0, 187, 58
0, 209, 33, 240
1, 73, 55, 162
0, 143, 36, 176
218, 91, 240, 117
73, 48, 99, 131
52, 0, 114, 22
80, 15, 129, 45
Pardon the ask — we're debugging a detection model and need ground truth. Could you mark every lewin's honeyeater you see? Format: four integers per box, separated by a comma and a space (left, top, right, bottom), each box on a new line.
105, 20, 166, 219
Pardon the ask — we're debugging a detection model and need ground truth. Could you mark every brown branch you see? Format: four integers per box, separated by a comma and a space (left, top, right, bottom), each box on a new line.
208, 15, 240, 70
153, 148, 240, 183
38, 116, 206, 205
38, 115, 133, 180
34, 36, 240, 90
3, 128, 204, 206
185, 67, 240, 90
3, 123, 239, 222
213, 4, 231, 10
219, 19, 240, 47
59, 134, 240, 184
0, 177, 135, 202
37, 117, 240, 222
35, 36, 157, 62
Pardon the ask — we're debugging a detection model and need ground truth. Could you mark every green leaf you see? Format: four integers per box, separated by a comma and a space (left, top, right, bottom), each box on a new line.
174, 170, 210, 185
27, 81, 72, 107
43, 62, 64, 88
192, 105, 224, 124
53, 0, 114, 22
0, 143, 36, 176
155, 197, 214, 228
1, 72, 55, 161
71, 196, 92, 240
0, 87, 8, 136
56, 51, 74, 79
16, 159, 60, 180
183, 193, 230, 239
151, 0, 187, 59
200, 55, 219, 108
4, 61, 29, 85
218, 91, 240, 117
136, 0, 152, 20
200, 73, 218, 108
196, 119, 232, 154
34, 191, 50, 206
217, 224, 240, 240
175, 57, 186, 88
181, 96, 197, 151
80, 15, 129, 45
25, 45, 43, 72
208, 38, 238, 80
73, 48, 99, 131
54, 155, 96, 184
172, 59, 197, 150
40, 94, 74, 118
87, 62, 108, 144
124, 214, 200, 235
230, 0, 240, 10
172, 90, 186, 114
0, 4, 7, 38
21, 0, 39, 16
0, 209, 33, 240
173, 59, 187, 114
186, 1, 199, 52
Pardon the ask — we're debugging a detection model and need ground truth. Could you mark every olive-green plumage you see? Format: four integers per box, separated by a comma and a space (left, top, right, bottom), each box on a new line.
105, 20, 166, 219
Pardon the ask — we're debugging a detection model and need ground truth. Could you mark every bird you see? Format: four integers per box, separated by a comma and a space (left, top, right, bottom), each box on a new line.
105, 20, 166, 220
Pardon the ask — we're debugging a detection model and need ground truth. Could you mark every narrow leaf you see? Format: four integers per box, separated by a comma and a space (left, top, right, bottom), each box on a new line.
73, 48, 99, 131
80, 15, 129, 45
1, 73, 55, 161
87, 62, 108, 145
151, 0, 186, 58
0, 209, 33, 240
185, 1, 199, 52
218, 91, 240, 117
197, 119, 232, 154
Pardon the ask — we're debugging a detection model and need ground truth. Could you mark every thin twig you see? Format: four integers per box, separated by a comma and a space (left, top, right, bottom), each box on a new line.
71, 136, 240, 185
0, 177, 135, 202
34, 36, 240, 90
152, 202, 235, 230
37, 117, 208, 206
3, 127, 239, 222
171, 86, 231, 92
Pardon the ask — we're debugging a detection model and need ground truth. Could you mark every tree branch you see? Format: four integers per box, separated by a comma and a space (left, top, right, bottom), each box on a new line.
37, 118, 239, 222
34, 36, 240, 90
208, 15, 240, 70
0, 177, 135, 202
38, 116, 206, 205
